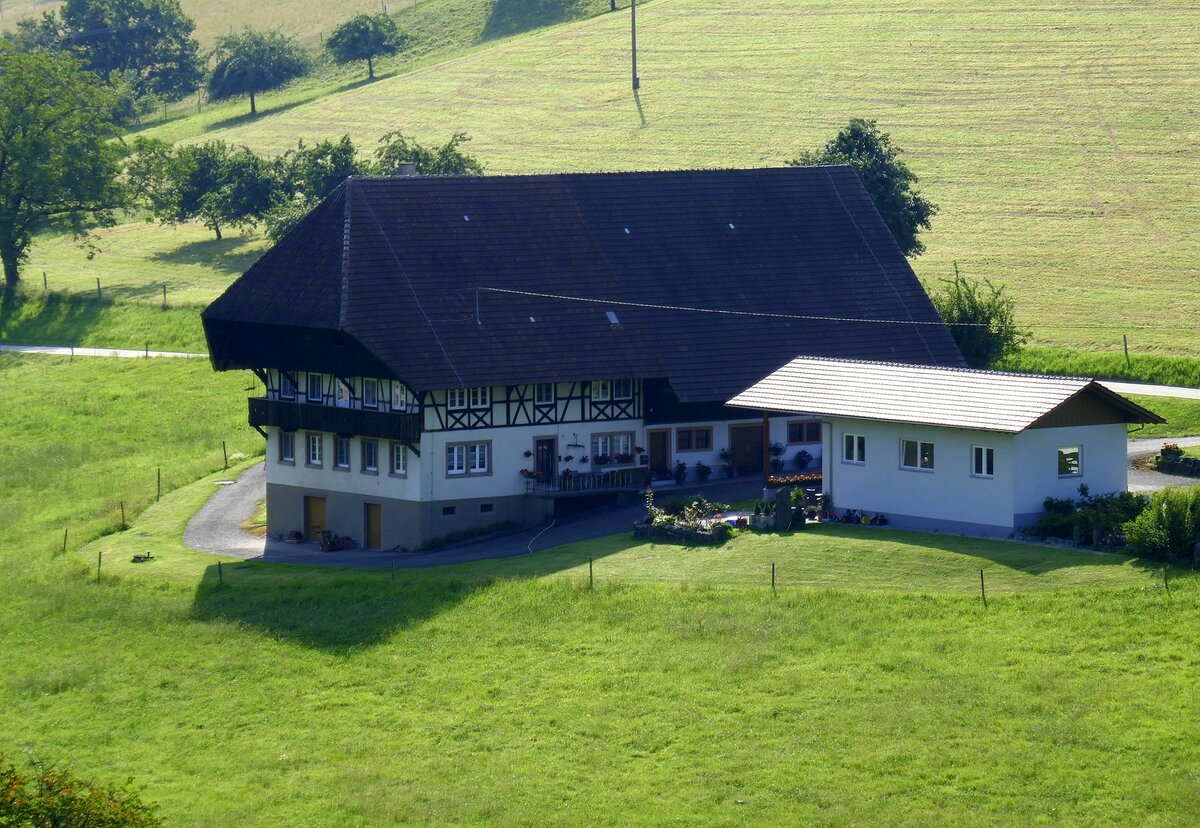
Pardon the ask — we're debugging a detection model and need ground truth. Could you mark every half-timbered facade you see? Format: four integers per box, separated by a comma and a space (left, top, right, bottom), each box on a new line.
203, 167, 965, 551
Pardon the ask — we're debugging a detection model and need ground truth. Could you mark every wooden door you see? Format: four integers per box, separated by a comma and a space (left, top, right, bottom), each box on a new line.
729, 424, 764, 473
535, 438, 556, 482
304, 495, 326, 542
647, 429, 670, 479
363, 503, 382, 550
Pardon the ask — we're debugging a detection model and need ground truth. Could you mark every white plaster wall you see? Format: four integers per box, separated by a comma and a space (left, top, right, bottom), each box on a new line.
822, 417, 1016, 529
654, 416, 823, 480
265, 428, 423, 501
1011, 423, 1129, 515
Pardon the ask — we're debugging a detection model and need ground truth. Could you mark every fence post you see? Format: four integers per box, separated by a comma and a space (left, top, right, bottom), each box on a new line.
1123, 334, 1131, 370
979, 568, 987, 608
43, 272, 47, 291
218, 560, 223, 586
157, 467, 161, 501
222, 441, 229, 470
62, 528, 68, 554
145, 342, 149, 358
96, 550, 102, 583
162, 284, 167, 308
120, 501, 126, 530
771, 562, 776, 594
96, 277, 101, 299
589, 558, 594, 590
1164, 566, 1170, 597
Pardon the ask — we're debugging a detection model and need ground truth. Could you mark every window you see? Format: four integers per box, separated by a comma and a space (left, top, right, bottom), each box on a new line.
901, 439, 935, 471
843, 434, 866, 464
535, 383, 555, 405
306, 433, 323, 467
788, 421, 821, 444
334, 437, 350, 470
391, 383, 411, 412
972, 446, 995, 478
278, 431, 295, 463
307, 373, 323, 403
591, 380, 611, 401
442, 506, 456, 517
676, 427, 713, 452
480, 503, 494, 514
362, 439, 378, 473
592, 432, 634, 462
447, 388, 467, 410
446, 441, 490, 476
469, 386, 490, 409
1058, 446, 1082, 477
613, 378, 633, 399
280, 372, 296, 400
363, 379, 378, 409
390, 443, 408, 476
336, 378, 352, 407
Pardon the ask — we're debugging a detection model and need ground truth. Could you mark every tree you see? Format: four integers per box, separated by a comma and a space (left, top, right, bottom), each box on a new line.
208, 28, 310, 116
264, 136, 369, 240
0, 43, 124, 294
0, 752, 163, 827
132, 139, 281, 239
929, 264, 1028, 368
374, 131, 484, 176
325, 13, 407, 80
789, 118, 936, 257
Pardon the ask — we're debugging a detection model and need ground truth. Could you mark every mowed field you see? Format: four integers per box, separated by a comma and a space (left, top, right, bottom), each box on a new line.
111, 0, 1191, 357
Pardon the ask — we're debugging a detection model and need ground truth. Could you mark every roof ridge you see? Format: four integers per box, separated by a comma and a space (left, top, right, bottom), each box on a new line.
786, 354, 1094, 384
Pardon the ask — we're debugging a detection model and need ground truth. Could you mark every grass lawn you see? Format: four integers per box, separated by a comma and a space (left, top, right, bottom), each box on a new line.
2, 351, 1198, 824
1126, 395, 1200, 439
0, 292, 209, 352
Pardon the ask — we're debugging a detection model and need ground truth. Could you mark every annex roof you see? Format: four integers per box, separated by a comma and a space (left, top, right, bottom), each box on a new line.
202, 167, 965, 400
728, 356, 1164, 432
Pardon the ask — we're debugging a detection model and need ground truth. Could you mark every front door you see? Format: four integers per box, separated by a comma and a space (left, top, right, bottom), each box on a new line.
363, 503, 382, 550
535, 438, 556, 483
304, 495, 326, 542
647, 429, 670, 479
729, 424, 764, 473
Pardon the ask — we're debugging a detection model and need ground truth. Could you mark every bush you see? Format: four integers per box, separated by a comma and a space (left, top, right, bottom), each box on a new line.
1032, 487, 1148, 546
0, 753, 162, 827
1124, 485, 1200, 563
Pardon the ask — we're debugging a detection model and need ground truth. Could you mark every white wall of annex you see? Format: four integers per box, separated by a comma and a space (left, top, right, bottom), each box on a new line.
1011, 423, 1129, 515
821, 417, 1016, 528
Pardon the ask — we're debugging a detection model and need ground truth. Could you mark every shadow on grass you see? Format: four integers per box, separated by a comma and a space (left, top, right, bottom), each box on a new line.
480, 0, 593, 41
149, 234, 264, 274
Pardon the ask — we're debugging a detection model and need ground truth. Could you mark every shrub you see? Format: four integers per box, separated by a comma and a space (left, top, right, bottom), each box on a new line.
695, 461, 712, 481
1033, 487, 1148, 545
0, 753, 162, 827
1124, 485, 1200, 562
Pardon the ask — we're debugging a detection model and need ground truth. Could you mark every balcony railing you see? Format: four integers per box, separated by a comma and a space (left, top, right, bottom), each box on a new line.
526, 467, 650, 497
249, 398, 422, 445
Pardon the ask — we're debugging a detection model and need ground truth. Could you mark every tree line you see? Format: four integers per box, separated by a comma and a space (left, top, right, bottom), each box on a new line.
5, 0, 409, 120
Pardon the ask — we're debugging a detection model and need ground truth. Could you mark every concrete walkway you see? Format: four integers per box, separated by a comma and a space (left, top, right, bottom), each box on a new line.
183, 462, 764, 569
1127, 435, 1200, 492
0, 343, 207, 359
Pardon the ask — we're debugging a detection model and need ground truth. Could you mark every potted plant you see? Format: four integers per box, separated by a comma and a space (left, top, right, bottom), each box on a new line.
794, 449, 813, 470
695, 460, 712, 482
594, 454, 611, 466
673, 461, 688, 485
718, 447, 736, 478
769, 441, 785, 473
1161, 442, 1184, 461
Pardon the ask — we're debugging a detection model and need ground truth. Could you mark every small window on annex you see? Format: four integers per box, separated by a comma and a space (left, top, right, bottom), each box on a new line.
447, 388, 467, 410
280, 372, 296, 400
788, 421, 821, 444
843, 434, 866, 464
1058, 445, 1082, 477
613, 379, 633, 399
901, 439, 935, 471
306, 373, 323, 403
676, 427, 712, 452
534, 383, 556, 405
972, 446, 995, 478
333, 436, 350, 469
390, 443, 407, 476
362, 439, 379, 473
278, 431, 295, 463
363, 379, 379, 409
306, 433, 323, 467
591, 380, 612, 401
468, 386, 490, 409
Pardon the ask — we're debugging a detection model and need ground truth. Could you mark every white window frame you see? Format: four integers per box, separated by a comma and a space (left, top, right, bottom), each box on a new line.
534, 383, 555, 405
591, 380, 612, 401
592, 431, 634, 462
842, 433, 866, 464
390, 443, 408, 477
468, 386, 490, 409
972, 445, 995, 478
307, 373, 323, 404
901, 439, 936, 471
361, 439, 378, 474
447, 388, 467, 410
613, 378, 633, 400
1058, 445, 1082, 477
446, 441, 491, 477
280, 372, 296, 400
278, 430, 295, 463
306, 432, 323, 467
333, 436, 350, 470
363, 379, 378, 409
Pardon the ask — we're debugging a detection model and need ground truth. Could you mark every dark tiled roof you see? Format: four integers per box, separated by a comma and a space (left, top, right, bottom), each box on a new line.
203, 166, 964, 401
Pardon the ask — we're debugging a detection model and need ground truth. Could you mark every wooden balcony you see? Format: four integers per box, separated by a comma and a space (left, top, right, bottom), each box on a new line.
248, 398, 422, 445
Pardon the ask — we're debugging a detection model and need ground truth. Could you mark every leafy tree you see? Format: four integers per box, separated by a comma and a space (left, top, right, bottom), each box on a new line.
325, 13, 407, 80
0, 752, 163, 827
0, 43, 124, 294
1124, 485, 1200, 563
375, 131, 484, 176
132, 139, 281, 239
789, 118, 936, 257
264, 136, 370, 240
208, 28, 310, 116
929, 264, 1028, 368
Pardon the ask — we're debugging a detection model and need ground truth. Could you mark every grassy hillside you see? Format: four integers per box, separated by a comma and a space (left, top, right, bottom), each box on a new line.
134, 0, 1192, 358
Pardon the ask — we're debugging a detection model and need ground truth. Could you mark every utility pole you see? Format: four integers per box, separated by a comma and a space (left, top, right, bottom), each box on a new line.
631, 0, 640, 91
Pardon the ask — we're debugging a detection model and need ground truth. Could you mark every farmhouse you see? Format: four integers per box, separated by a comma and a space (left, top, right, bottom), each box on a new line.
202, 166, 965, 551
729, 357, 1163, 536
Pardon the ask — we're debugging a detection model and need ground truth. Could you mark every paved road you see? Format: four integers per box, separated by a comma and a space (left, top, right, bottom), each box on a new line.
0, 343, 207, 359
1101, 380, 1200, 401
1127, 435, 1200, 492
184, 462, 764, 569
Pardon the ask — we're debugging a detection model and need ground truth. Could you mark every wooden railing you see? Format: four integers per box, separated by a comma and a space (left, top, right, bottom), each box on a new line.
248, 398, 422, 445
526, 467, 650, 495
